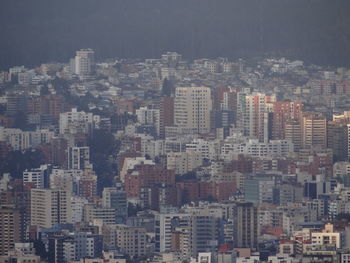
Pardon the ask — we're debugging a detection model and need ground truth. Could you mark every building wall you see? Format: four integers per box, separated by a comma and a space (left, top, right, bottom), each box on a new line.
174, 87, 212, 134
0, 206, 20, 256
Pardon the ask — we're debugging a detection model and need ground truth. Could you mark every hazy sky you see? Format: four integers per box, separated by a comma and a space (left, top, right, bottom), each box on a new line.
1, 0, 349, 69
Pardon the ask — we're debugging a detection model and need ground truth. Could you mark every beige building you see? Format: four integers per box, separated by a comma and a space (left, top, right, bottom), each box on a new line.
302, 112, 327, 149
115, 225, 147, 258
311, 223, 341, 248
174, 87, 212, 134
333, 111, 350, 121
30, 189, 72, 228
83, 204, 116, 225
49, 171, 73, 193
167, 150, 202, 175
212, 171, 244, 190
285, 120, 302, 152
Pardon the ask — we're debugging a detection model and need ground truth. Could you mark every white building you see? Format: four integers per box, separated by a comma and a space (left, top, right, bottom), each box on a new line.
221, 138, 293, 159
74, 48, 94, 77
236, 92, 276, 142
155, 213, 191, 253
23, 164, 51, 189
186, 139, 220, 160
31, 188, 72, 228
167, 150, 202, 175
174, 87, 212, 134
0, 173, 11, 192
0, 127, 54, 151
59, 108, 98, 135
68, 146, 92, 170
18, 70, 35, 86
71, 195, 89, 224
50, 168, 83, 194
140, 135, 164, 158
135, 106, 160, 136
333, 162, 350, 177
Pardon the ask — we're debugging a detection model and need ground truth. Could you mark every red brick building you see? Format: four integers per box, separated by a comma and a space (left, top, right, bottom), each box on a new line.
125, 164, 175, 198
159, 96, 174, 138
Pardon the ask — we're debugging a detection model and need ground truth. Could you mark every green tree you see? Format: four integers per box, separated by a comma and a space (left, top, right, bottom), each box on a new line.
336, 213, 350, 222
88, 129, 120, 192
0, 149, 46, 178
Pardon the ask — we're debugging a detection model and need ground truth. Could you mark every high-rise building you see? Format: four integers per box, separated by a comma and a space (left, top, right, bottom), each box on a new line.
233, 201, 258, 249
59, 108, 97, 135
302, 112, 327, 149
67, 146, 92, 170
0, 127, 54, 151
115, 225, 147, 258
174, 87, 212, 134
30, 188, 72, 228
23, 164, 51, 189
0, 183, 31, 243
5, 94, 27, 116
40, 94, 71, 121
102, 187, 127, 224
211, 110, 235, 137
83, 205, 117, 225
71, 195, 89, 224
237, 92, 276, 142
161, 52, 182, 68
74, 48, 95, 77
135, 106, 160, 136
48, 233, 76, 263
50, 171, 74, 193
159, 96, 174, 139
285, 120, 302, 152
189, 215, 221, 257
0, 205, 21, 256
213, 86, 237, 111
327, 121, 349, 161
331, 111, 350, 161
271, 101, 303, 139
124, 164, 175, 198
78, 171, 97, 201
166, 150, 202, 175
244, 175, 276, 205
155, 213, 191, 253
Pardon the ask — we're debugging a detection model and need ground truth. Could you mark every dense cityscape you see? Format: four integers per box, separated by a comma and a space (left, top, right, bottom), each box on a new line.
1, 49, 350, 263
